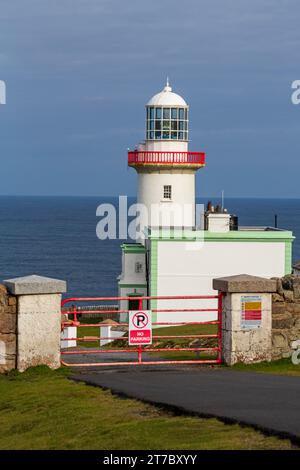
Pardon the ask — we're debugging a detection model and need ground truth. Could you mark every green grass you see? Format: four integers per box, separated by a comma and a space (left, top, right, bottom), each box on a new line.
70, 324, 300, 373
231, 358, 300, 376
0, 366, 295, 450
76, 322, 217, 349
77, 325, 101, 348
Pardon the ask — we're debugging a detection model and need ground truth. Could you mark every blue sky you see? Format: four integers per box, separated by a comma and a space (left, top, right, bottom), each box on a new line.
1, 0, 300, 197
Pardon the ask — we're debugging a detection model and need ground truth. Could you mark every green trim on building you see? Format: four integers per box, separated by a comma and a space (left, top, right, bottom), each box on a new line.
121, 243, 146, 254
149, 228, 294, 243
150, 239, 158, 324
119, 284, 147, 288
285, 241, 293, 275
127, 292, 144, 297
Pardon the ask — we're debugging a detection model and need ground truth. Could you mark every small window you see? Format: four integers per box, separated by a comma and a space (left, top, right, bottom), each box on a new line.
135, 262, 143, 273
163, 185, 172, 200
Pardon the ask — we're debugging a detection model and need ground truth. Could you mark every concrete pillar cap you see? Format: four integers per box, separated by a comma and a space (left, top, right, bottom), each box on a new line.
3, 274, 67, 295
213, 274, 277, 293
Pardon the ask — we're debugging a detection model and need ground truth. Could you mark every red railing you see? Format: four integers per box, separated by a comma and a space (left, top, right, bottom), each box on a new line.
60, 294, 223, 367
128, 151, 205, 166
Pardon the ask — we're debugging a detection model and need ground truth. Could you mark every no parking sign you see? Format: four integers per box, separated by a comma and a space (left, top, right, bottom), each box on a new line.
129, 310, 152, 346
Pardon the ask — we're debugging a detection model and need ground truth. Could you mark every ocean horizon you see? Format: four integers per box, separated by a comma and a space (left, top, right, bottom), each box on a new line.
0, 195, 299, 298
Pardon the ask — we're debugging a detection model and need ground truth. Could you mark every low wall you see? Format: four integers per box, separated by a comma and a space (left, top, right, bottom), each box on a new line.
0, 284, 17, 372
272, 275, 300, 359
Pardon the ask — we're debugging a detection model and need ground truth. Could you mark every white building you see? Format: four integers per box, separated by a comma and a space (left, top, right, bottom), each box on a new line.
118, 81, 294, 323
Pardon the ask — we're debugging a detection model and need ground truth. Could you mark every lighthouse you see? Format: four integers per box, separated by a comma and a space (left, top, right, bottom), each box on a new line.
118, 82, 293, 322
128, 80, 205, 239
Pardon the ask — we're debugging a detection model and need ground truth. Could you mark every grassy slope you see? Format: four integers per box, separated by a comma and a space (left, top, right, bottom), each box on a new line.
0, 366, 294, 450
231, 358, 300, 377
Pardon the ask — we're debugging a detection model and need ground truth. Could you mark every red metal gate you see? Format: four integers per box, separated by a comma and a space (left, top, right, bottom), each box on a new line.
60, 294, 223, 367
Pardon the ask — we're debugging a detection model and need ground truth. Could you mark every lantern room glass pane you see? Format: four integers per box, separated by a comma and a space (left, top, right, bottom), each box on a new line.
171, 131, 177, 139
150, 131, 154, 139
155, 107, 162, 119
163, 108, 170, 119
149, 107, 154, 119
163, 120, 170, 130
150, 120, 154, 130
179, 131, 184, 139
179, 108, 184, 119
162, 131, 170, 139
171, 108, 177, 119
171, 121, 177, 130
155, 131, 161, 139
155, 120, 161, 130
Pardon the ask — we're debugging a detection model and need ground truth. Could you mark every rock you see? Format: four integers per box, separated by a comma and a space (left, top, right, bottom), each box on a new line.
294, 318, 300, 329
8, 296, 16, 306
283, 289, 294, 302
272, 332, 288, 348
0, 285, 7, 296
272, 313, 294, 329
282, 275, 294, 291
272, 302, 287, 315
276, 278, 284, 296
292, 277, 300, 299
282, 351, 292, 358
286, 303, 300, 315
0, 314, 16, 334
272, 293, 284, 303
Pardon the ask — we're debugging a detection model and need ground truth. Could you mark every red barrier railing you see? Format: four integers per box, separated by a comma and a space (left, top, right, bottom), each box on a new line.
60, 294, 223, 367
128, 151, 205, 166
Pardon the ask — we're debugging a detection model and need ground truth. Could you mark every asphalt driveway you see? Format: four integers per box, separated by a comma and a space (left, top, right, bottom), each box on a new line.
72, 366, 300, 443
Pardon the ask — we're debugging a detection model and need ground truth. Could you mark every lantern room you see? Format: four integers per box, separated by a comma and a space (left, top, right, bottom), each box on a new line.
146, 80, 189, 141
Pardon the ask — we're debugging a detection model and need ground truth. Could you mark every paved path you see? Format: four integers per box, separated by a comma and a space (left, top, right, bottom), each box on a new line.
72, 366, 300, 442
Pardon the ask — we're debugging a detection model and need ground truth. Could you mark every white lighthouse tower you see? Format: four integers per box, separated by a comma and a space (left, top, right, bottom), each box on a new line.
128, 80, 205, 238
118, 81, 293, 319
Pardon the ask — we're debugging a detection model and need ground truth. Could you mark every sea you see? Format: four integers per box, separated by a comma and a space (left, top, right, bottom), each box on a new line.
0, 196, 299, 298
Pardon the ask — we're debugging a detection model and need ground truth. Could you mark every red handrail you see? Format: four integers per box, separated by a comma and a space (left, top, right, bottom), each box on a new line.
128, 151, 205, 165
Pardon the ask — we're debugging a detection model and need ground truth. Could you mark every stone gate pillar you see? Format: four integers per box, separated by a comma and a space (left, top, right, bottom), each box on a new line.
213, 274, 277, 365
3, 274, 66, 372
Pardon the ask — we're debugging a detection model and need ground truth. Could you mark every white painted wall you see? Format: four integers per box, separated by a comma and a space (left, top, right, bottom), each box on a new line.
119, 251, 146, 285
145, 141, 188, 152
61, 326, 77, 348
207, 213, 231, 233
153, 240, 286, 323
137, 170, 196, 234
99, 326, 126, 346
